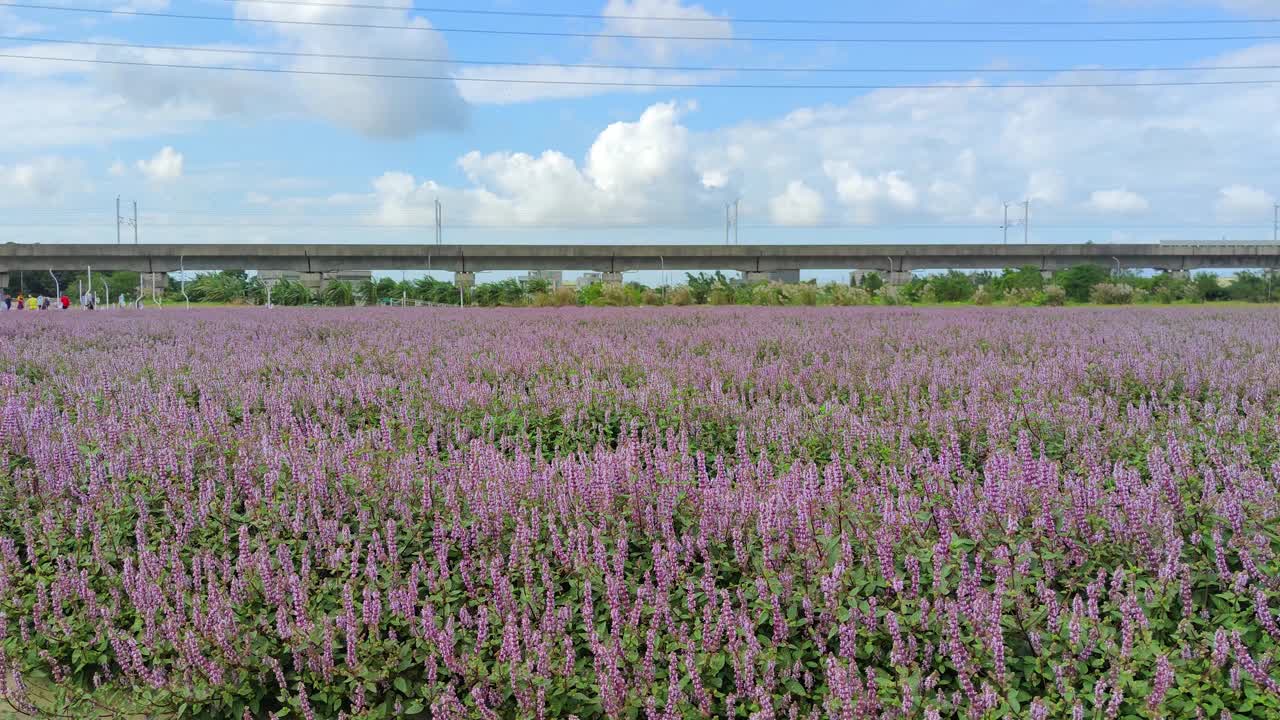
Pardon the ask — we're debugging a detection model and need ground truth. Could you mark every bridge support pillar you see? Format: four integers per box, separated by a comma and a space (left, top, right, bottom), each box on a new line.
300, 272, 324, 293
0, 272, 8, 291
602, 271, 624, 286
887, 271, 913, 287
743, 271, 771, 284
143, 272, 168, 295
769, 269, 800, 284
454, 271, 475, 290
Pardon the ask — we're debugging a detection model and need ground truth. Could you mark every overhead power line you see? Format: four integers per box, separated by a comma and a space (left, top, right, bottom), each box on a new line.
7, 53, 1280, 89
6, 4, 1280, 43
2, 221, 1276, 230
215, 0, 1280, 26
6, 36, 1280, 75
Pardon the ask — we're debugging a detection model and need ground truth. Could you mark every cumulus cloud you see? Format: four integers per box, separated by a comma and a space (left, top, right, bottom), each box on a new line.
372, 101, 721, 227
823, 162, 919, 224
595, 0, 733, 62
0, 156, 88, 205
136, 146, 184, 182
1087, 188, 1150, 214
227, 0, 468, 136
769, 181, 825, 226
1215, 184, 1274, 220
0, 1, 469, 140
157, 38, 1280, 235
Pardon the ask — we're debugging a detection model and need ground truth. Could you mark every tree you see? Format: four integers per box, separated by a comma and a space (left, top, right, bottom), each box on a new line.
6, 270, 77, 297
996, 266, 1045, 293
685, 272, 729, 305
577, 281, 605, 306
189, 271, 248, 303
1228, 271, 1268, 302
928, 270, 975, 302
1054, 264, 1110, 303
859, 272, 884, 294
414, 276, 458, 304
1193, 272, 1229, 302
271, 279, 313, 306
473, 279, 527, 306
357, 279, 380, 305
321, 281, 356, 306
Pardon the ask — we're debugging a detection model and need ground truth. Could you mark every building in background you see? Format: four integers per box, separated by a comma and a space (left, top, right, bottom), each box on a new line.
522, 270, 563, 288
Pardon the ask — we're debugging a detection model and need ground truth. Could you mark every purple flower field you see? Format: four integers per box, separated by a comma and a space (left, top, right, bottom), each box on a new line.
2, 306, 1279, 719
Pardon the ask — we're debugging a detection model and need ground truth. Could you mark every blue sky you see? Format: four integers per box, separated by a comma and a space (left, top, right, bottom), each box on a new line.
3, 0, 1280, 279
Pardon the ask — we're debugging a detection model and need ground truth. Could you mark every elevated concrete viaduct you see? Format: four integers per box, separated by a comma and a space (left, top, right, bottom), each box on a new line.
1, 242, 1277, 289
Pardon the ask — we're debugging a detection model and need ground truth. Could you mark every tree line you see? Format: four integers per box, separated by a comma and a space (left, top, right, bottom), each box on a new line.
7, 265, 1274, 307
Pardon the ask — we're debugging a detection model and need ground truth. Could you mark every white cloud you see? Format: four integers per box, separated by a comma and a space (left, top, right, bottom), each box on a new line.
223, 0, 467, 136
136, 146, 184, 182
108, 160, 126, 177
0, 157, 89, 205
595, 0, 732, 62
372, 101, 720, 227
823, 162, 918, 224
145, 40, 1280, 237
1087, 188, 1150, 214
769, 180, 825, 225
1027, 170, 1066, 206
0, 2, 470, 141
1215, 184, 1274, 220
457, 0, 733, 104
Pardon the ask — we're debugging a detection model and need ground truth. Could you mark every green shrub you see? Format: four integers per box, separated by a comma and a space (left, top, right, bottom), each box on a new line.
1041, 285, 1067, 306
750, 283, 785, 306
927, 270, 975, 302
532, 287, 578, 307
1002, 287, 1039, 305
708, 288, 736, 305
823, 285, 872, 306
1055, 264, 1110, 302
879, 286, 906, 305
784, 283, 819, 306
321, 280, 356, 307
1089, 282, 1136, 305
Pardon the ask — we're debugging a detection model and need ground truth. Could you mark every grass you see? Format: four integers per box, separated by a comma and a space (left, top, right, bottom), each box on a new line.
0, 676, 152, 719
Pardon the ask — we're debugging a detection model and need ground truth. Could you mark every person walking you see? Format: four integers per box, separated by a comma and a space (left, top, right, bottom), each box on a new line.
59, 294, 69, 310
2, 293, 9, 311
25, 295, 36, 311
15, 293, 23, 310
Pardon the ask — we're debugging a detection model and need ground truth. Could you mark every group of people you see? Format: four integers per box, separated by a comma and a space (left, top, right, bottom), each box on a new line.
0, 292, 137, 310
2, 293, 71, 311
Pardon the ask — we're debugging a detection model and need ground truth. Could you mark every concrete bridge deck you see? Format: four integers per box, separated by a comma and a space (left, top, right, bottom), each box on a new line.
1, 242, 1277, 276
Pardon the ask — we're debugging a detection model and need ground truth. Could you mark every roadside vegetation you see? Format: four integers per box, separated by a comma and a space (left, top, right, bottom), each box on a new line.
8, 265, 1276, 309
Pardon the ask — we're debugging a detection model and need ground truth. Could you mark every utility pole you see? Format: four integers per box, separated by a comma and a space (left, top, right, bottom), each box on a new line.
734, 199, 740, 245
434, 198, 442, 245
1023, 200, 1030, 244
725, 200, 740, 245
117, 197, 137, 245
1273, 203, 1277, 242
1002, 202, 1009, 245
